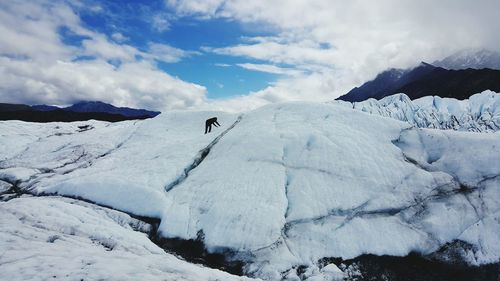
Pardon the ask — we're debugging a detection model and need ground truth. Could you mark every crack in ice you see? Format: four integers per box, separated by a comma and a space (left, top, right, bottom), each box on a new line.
164, 115, 243, 193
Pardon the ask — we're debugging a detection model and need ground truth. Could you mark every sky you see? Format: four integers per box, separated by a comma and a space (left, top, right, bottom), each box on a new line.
1, 0, 499, 112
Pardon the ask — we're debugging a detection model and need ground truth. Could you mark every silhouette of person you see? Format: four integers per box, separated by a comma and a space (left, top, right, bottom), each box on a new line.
205, 117, 220, 134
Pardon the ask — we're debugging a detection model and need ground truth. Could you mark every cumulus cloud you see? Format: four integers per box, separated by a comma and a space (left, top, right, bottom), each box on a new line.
0, 57, 206, 110
0, 0, 206, 111
168, 0, 500, 107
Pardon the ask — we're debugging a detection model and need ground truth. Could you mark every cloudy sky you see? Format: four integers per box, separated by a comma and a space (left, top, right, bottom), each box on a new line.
1, 0, 499, 111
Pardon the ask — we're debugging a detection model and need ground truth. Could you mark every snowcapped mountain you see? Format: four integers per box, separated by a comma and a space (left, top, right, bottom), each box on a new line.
338, 49, 500, 103
1, 96, 499, 280
337, 63, 500, 102
433, 49, 500, 70
336, 90, 500, 132
337, 62, 435, 102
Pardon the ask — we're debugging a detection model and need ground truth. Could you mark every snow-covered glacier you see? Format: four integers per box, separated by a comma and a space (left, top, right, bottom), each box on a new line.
336, 90, 500, 132
1, 98, 499, 280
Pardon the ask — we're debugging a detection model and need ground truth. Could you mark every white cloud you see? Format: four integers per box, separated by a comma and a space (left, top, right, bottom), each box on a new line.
0, 0, 207, 111
0, 57, 206, 111
203, 72, 348, 112
236, 63, 302, 76
147, 43, 200, 63
152, 13, 171, 32
206, 36, 336, 67
82, 35, 139, 62
165, 0, 223, 18
214, 63, 231, 67
111, 32, 128, 43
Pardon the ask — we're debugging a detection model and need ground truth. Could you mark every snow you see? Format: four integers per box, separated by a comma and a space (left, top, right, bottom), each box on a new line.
433, 48, 500, 70
0, 97, 499, 279
0, 196, 256, 281
335, 90, 500, 132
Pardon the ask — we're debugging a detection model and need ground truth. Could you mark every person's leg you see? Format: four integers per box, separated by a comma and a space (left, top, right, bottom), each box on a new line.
205, 124, 209, 134
208, 124, 212, 133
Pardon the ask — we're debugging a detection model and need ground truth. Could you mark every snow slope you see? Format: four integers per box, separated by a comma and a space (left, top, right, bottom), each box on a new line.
1, 100, 499, 280
0, 196, 256, 281
336, 90, 500, 132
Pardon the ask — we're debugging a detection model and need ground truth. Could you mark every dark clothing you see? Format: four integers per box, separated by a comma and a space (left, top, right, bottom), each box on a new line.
205, 117, 220, 134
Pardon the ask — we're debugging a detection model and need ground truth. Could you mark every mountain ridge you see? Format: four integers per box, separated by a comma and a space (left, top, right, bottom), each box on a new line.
433, 48, 500, 70
337, 63, 500, 102
0, 101, 160, 122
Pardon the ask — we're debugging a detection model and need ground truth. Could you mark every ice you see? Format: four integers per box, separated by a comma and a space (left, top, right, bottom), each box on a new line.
335, 90, 500, 132
0, 196, 256, 281
0, 97, 498, 279
0, 180, 11, 193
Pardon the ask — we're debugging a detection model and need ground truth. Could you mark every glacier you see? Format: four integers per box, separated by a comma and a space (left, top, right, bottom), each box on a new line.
1, 95, 499, 280
0, 196, 256, 281
335, 90, 500, 132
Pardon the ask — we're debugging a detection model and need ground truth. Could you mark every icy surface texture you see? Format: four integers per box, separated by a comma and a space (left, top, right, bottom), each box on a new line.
335, 90, 500, 132
1, 99, 498, 279
0, 196, 256, 281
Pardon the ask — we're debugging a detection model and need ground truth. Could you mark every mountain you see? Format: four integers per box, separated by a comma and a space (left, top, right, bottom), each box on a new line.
1, 97, 498, 280
433, 49, 500, 70
0, 109, 153, 123
338, 62, 435, 102
0, 103, 34, 112
31, 104, 60, 111
335, 90, 500, 132
0, 101, 160, 123
64, 101, 160, 118
338, 63, 500, 102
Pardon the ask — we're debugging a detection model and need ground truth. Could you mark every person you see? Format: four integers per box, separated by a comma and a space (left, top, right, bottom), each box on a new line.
205, 117, 220, 134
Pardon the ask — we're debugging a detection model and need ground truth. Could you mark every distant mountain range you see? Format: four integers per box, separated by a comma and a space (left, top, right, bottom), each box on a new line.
0, 101, 160, 123
32, 101, 160, 117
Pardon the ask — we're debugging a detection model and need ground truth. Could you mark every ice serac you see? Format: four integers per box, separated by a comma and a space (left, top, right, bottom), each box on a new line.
0, 97, 499, 280
336, 90, 500, 132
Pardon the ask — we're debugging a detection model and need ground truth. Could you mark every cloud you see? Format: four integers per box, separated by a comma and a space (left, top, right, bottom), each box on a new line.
206, 36, 336, 67
214, 63, 231, 67
169, 0, 500, 106
152, 13, 171, 32
236, 63, 302, 76
165, 0, 223, 18
111, 32, 128, 43
0, 57, 207, 110
147, 43, 200, 63
202, 71, 347, 112
0, 0, 207, 111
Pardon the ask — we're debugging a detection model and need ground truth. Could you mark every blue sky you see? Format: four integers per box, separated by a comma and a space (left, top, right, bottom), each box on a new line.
72, 0, 279, 99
